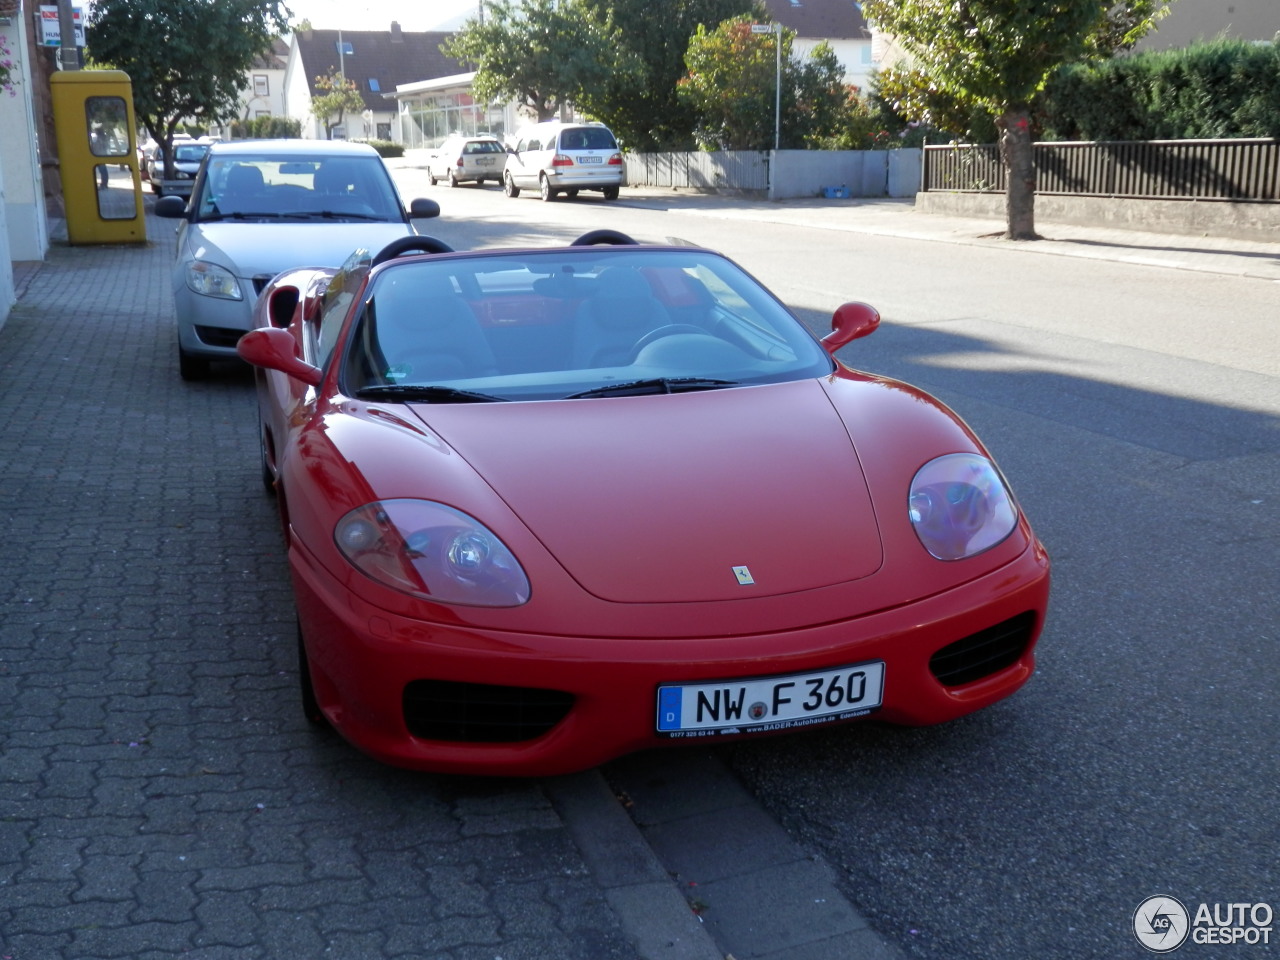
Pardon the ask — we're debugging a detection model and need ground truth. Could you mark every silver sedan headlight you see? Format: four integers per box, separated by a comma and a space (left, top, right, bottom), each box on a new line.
184, 260, 243, 300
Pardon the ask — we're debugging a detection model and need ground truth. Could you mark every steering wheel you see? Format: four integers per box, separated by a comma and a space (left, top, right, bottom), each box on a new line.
372, 236, 455, 265
571, 229, 638, 246
630, 324, 710, 356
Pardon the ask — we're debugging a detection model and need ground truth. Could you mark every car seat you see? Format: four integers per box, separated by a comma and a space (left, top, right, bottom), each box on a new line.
220, 164, 266, 211
370, 272, 498, 382
570, 267, 673, 367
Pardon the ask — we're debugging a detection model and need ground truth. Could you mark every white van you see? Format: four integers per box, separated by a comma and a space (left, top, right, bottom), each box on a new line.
503, 121, 624, 202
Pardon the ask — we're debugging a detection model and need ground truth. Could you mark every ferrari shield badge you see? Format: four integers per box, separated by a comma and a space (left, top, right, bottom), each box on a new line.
732, 565, 755, 585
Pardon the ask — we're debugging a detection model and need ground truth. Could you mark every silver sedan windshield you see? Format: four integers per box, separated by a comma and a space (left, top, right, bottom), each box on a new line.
195, 155, 403, 221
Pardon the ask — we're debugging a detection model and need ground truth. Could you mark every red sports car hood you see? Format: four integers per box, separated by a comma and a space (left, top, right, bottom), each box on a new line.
411, 380, 884, 603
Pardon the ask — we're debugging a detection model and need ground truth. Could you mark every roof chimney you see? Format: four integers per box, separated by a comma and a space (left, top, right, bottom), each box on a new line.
391, 21, 403, 41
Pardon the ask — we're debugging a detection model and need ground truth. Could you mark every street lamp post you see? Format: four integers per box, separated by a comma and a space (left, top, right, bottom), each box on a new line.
751, 22, 781, 151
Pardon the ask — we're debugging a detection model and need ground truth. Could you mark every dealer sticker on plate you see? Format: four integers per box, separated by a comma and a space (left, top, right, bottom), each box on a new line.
656, 661, 884, 738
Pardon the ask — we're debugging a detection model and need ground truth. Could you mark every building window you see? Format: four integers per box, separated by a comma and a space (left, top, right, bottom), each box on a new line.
368, 78, 381, 92
253, 74, 270, 96
337, 40, 354, 55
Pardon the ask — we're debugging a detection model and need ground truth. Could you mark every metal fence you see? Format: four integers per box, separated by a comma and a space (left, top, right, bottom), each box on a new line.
923, 139, 1280, 201
625, 151, 770, 191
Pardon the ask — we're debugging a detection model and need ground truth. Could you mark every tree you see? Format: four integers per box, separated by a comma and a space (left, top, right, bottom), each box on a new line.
677, 17, 850, 151
862, 0, 1171, 239
311, 69, 365, 139
861, 0, 1115, 239
442, 0, 617, 124
870, 63, 1000, 142
86, 0, 289, 180
576, 0, 764, 150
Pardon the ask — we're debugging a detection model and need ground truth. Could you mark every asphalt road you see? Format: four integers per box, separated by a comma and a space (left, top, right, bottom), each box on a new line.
400, 173, 1280, 960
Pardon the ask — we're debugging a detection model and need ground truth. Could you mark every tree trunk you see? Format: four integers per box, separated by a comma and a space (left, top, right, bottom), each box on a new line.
999, 107, 1038, 241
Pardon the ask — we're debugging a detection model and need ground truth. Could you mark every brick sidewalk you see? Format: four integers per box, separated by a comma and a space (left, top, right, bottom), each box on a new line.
0, 218, 638, 959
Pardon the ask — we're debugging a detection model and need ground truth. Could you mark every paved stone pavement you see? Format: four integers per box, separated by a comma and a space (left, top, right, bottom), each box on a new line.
0, 210, 652, 960
2, 182, 1273, 960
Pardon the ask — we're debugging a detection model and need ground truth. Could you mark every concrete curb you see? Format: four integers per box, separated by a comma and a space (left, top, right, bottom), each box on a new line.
549, 753, 907, 960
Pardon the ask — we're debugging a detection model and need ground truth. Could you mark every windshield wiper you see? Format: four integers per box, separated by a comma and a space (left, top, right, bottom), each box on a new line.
356, 384, 509, 403
302, 211, 387, 222
565, 377, 738, 399
199, 211, 291, 222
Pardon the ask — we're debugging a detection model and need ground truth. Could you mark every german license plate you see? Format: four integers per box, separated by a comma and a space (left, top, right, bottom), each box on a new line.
656, 661, 884, 738
475, 157, 495, 166
579, 155, 603, 163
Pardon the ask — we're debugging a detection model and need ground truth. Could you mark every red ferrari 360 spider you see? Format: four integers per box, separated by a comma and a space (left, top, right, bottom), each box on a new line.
237, 230, 1050, 776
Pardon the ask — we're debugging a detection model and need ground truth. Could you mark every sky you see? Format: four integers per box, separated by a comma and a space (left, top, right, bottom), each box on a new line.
284, 0, 481, 32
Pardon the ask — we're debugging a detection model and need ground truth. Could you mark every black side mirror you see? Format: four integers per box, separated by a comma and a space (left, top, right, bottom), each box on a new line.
408, 198, 441, 220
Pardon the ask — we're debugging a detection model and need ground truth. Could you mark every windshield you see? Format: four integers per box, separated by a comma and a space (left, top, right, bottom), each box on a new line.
342, 249, 833, 402
174, 144, 210, 163
463, 140, 505, 155
193, 154, 403, 222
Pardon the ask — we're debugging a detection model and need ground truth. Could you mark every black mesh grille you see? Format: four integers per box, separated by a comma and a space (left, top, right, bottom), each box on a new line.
403, 680, 574, 743
194, 325, 245, 348
928, 612, 1037, 687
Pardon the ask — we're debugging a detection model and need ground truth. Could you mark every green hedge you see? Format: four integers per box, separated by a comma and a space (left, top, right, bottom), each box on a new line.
227, 116, 303, 139
1041, 38, 1280, 140
360, 139, 405, 158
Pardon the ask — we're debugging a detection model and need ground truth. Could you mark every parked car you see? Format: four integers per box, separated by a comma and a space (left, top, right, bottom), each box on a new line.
148, 138, 213, 197
235, 228, 1051, 776
427, 135, 507, 187
153, 139, 440, 380
503, 121, 624, 201
137, 137, 164, 182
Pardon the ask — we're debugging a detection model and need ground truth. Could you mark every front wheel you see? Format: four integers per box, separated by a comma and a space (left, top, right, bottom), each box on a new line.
504, 172, 520, 198
296, 621, 327, 726
539, 176, 557, 202
178, 346, 209, 381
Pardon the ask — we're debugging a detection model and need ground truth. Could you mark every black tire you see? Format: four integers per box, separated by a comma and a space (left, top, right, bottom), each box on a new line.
428, 168, 438, 186
259, 427, 275, 495
602, 185, 620, 201
296, 621, 326, 726
539, 176, 557, 202
504, 172, 520, 198
448, 169, 460, 188
178, 347, 209, 381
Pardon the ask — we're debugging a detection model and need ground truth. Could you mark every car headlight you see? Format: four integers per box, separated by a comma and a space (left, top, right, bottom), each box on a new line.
335, 499, 530, 607
908, 453, 1018, 561
184, 260, 243, 300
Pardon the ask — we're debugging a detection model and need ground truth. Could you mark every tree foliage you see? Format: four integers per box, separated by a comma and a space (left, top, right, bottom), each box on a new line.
311, 69, 365, 138
861, 0, 1117, 239
442, 0, 618, 123
860, 0, 1171, 238
678, 18, 851, 151
576, 0, 764, 150
86, 0, 289, 178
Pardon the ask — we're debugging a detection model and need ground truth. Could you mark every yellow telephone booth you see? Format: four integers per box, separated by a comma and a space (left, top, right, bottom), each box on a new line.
50, 70, 146, 245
